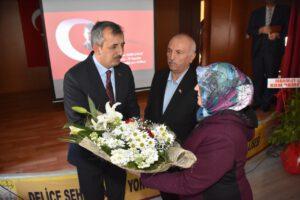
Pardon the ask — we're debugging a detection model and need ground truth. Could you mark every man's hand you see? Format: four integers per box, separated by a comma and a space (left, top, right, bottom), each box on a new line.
259, 26, 271, 34
268, 32, 280, 40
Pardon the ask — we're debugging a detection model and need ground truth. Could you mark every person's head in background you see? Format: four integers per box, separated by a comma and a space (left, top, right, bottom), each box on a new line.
167, 33, 196, 80
91, 21, 125, 68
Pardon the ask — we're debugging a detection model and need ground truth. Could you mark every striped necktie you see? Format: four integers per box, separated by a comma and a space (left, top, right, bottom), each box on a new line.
105, 70, 115, 105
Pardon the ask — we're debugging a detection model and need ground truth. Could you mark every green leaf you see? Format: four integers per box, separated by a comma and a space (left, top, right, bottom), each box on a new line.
88, 96, 98, 118
268, 89, 300, 146
58, 137, 78, 143
126, 161, 138, 169
101, 145, 112, 156
72, 106, 88, 114
85, 116, 94, 128
59, 135, 84, 143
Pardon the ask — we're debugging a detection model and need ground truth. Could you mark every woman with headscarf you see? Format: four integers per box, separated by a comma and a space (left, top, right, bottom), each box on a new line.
140, 63, 258, 200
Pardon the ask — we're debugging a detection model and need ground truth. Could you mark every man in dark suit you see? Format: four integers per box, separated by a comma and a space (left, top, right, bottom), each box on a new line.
144, 33, 199, 200
63, 21, 140, 200
247, 0, 290, 111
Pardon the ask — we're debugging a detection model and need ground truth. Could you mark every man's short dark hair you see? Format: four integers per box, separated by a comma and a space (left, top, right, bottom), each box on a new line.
91, 21, 123, 47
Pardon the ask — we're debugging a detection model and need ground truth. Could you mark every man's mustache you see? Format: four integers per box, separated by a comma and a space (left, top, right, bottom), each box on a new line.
114, 55, 122, 59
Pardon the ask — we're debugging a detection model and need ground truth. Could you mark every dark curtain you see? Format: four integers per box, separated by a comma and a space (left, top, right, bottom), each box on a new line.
276, 0, 300, 112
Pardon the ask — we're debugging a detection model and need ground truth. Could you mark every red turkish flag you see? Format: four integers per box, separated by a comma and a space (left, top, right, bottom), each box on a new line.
18, 0, 48, 67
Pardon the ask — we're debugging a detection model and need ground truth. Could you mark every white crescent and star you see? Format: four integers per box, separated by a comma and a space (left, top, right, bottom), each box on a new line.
55, 18, 93, 61
31, 8, 41, 31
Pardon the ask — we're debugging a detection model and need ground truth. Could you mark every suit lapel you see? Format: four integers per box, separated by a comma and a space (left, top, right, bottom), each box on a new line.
270, 5, 279, 25
261, 7, 266, 26
162, 67, 195, 121
157, 71, 169, 118
114, 65, 125, 103
86, 53, 108, 109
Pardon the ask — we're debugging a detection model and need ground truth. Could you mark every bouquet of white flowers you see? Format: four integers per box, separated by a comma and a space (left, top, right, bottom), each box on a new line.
63, 97, 196, 173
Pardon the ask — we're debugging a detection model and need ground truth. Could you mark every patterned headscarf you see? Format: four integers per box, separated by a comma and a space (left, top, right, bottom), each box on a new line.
196, 62, 253, 121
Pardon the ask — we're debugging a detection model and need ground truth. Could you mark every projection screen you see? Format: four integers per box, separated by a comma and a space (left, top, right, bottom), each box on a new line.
41, 0, 155, 100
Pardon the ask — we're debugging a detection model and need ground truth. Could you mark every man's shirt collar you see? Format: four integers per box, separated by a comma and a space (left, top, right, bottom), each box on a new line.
93, 54, 115, 75
167, 68, 189, 84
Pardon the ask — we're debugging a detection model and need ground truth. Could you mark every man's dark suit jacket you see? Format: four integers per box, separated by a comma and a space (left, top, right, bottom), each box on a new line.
247, 4, 290, 57
63, 52, 140, 171
144, 66, 199, 143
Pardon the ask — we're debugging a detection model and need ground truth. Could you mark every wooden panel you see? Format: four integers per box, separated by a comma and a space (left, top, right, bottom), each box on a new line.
154, 0, 180, 71
204, 0, 264, 76
227, 0, 249, 71
209, 0, 231, 63
179, 0, 201, 67
201, 0, 211, 65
